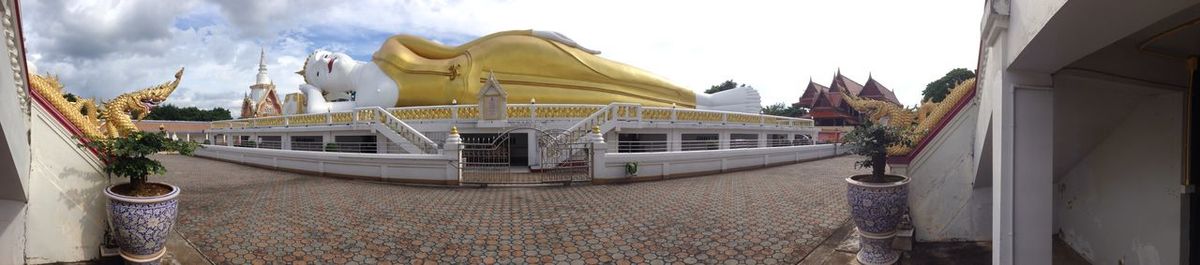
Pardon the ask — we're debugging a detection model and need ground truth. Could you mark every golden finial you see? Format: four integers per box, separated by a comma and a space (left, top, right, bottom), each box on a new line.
451, 99, 458, 105
592, 125, 600, 134
158, 124, 166, 132
530, 98, 536, 104
671, 103, 677, 108
450, 126, 459, 135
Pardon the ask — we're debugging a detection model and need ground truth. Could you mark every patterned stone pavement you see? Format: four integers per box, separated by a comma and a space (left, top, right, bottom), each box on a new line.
159, 155, 866, 264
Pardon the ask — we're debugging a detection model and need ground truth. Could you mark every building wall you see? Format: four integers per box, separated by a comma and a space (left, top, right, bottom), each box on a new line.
25, 105, 109, 264
1004, 0, 1067, 65
1053, 92, 1181, 265
894, 103, 992, 242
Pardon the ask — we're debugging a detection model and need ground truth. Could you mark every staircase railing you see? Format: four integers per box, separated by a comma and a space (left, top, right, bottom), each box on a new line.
360, 106, 439, 154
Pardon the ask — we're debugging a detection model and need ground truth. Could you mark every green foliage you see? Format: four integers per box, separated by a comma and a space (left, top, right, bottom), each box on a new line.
143, 104, 232, 121
841, 120, 913, 182
324, 143, 339, 152
922, 68, 976, 103
761, 103, 808, 117
704, 80, 745, 94
64, 93, 79, 102
80, 131, 200, 186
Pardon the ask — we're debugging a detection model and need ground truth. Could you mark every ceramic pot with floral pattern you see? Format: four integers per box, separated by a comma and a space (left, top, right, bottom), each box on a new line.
846, 174, 909, 236
104, 182, 180, 265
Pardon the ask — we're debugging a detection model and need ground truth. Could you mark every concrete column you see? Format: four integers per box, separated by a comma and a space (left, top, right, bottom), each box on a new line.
719, 132, 730, 150
375, 132, 387, 154
282, 133, 292, 150
993, 71, 1053, 265
669, 130, 681, 152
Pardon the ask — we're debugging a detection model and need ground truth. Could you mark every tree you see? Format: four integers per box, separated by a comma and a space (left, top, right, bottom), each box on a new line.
704, 80, 746, 94
64, 93, 79, 102
143, 104, 232, 121
761, 102, 808, 117
921, 68, 976, 103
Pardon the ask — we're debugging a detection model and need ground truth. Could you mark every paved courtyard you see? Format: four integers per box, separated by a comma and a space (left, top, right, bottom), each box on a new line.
160, 154, 865, 264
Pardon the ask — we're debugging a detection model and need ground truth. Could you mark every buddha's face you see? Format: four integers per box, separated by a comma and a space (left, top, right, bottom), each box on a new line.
303, 50, 356, 97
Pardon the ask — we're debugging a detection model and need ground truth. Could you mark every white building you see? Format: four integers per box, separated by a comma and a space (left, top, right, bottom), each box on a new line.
894, 0, 1200, 264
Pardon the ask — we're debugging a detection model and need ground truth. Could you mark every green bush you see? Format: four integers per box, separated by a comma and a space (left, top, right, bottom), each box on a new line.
841, 120, 912, 182
81, 131, 199, 193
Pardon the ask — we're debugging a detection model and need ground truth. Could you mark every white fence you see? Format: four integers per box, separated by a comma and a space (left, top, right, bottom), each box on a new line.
194, 145, 459, 185
194, 138, 847, 186
597, 144, 847, 181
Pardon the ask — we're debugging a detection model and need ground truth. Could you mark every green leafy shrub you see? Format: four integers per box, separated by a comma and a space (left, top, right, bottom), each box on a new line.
81, 131, 200, 195
841, 120, 913, 182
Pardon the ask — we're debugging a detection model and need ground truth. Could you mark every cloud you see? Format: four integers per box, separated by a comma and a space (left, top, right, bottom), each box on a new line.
22, 0, 981, 118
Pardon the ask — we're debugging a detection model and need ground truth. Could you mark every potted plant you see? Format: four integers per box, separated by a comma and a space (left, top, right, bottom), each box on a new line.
841, 120, 913, 265
83, 131, 199, 264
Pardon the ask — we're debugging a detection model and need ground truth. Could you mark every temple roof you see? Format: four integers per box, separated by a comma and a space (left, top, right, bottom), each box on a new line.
795, 80, 830, 108
828, 71, 864, 96
861, 76, 901, 105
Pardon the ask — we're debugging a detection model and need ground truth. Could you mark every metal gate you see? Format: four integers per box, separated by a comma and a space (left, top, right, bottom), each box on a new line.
459, 128, 592, 185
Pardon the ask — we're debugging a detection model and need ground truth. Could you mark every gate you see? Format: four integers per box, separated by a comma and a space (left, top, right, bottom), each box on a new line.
459, 128, 593, 185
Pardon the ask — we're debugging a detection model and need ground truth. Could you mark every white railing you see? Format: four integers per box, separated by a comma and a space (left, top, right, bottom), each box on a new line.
366, 106, 440, 154
208, 103, 815, 131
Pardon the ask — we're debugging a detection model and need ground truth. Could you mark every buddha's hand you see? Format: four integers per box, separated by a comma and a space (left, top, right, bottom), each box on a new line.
299, 84, 332, 113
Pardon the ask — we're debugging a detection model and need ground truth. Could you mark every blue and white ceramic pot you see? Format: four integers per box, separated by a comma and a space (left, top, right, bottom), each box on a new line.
856, 233, 900, 265
846, 174, 909, 237
104, 183, 180, 265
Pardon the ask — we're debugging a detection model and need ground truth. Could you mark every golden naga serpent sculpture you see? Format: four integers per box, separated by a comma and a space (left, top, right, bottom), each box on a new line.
844, 78, 976, 156
30, 68, 184, 140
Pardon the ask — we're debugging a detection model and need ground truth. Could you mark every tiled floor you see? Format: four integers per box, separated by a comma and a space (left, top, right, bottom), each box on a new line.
159, 154, 865, 264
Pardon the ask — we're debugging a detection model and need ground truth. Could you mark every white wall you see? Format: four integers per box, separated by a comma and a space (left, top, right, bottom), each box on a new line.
195, 145, 458, 183
0, 201, 25, 265
894, 104, 992, 242
1054, 92, 1181, 265
25, 105, 109, 264
599, 144, 844, 179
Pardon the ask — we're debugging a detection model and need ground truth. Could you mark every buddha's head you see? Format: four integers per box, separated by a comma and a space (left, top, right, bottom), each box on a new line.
298, 50, 357, 98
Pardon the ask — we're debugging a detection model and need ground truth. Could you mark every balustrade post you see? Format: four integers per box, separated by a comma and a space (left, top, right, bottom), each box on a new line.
444, 127, 463, 185
530, 99, 538, 122
325, 112, 332, 124
670, 103, 677, 122
588, 126, 609, 184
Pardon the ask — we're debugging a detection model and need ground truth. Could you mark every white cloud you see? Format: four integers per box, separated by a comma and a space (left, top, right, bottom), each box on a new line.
23, 0, 981, 117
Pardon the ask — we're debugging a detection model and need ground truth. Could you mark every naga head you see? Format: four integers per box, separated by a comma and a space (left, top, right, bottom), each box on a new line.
131, 67, 184, 118
296, 50, 356, 100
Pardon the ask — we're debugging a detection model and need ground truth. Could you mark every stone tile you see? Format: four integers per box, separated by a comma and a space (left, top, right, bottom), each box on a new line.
157, 154, 866, 264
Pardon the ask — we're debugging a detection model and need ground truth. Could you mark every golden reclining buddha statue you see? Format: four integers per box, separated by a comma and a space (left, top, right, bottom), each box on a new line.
295, 30, 761, 114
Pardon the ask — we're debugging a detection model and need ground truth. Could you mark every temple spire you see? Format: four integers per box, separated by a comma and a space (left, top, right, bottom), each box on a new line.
255, 48, 271, 85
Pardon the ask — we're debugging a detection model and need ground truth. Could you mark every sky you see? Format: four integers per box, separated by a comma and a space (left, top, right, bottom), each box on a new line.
21, 0, 982, 118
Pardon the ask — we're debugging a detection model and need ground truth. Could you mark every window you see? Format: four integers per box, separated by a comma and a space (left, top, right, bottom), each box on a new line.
258, 136, 282, 149
768, 134, 789, 147
334, 135, 377, 153
681, 133, 719, 151
793, 134, 813, 146
618, 133, 667, 153
291, 136, 323, 151
730, 133, 759, 149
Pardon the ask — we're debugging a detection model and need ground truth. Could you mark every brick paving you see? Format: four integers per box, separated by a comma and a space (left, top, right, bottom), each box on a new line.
159, 154, 865, 264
